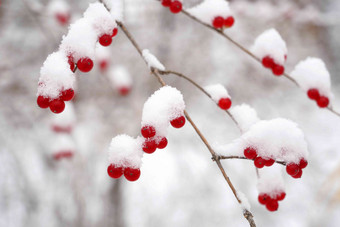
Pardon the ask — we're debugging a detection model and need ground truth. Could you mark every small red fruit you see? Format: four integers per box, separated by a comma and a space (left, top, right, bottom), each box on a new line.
258, 193, 270, 205
99, 60, 108, 72
119, 86, 130, 96
272, 64, 284, 76
224, 16, 235, 28
99, 34, 112, 46
68, 55, 75, 71
55, 13, 70, 26
49, 99, 65, 114
111, 28, 118, 37
157, 137, 168, 149
169, 1, 182, 14
124, 167, 141, 181
317, 96, 329, 108
142, 139, 157, 154
277, 192, 286, 201
307, 88, 320, 100
254, 157, 265, 168
161, 0, 172, 7
170, 116, 186, 128
264, 158, 275, 167
266, 199, 279, 212
262, 56, 274, 68
244, 147, 257, 159
141, 125, 156, 138
107, 164, 123, 179
292, 169, 303, 178
37, 95, 50, 108
286, 163, 300, 176
212, 16, 224, 28
61, 88, 74, 101
77, 57, 94, 73
218, 98, 232, 110
299, 159, 308, 169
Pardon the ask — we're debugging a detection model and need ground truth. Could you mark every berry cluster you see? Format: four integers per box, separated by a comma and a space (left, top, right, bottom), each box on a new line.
212, 16, 235, 29
53, 150, 73, 160
244, 147, 275, 168
307, 88, 329, 108
107, 164, 141, 182
262, 55, 286, 76
218, 97, 232, 110
285, 159, 308, 179
161, 0, 183, 14
37, 88, 74, 114
258, 191, 286, 212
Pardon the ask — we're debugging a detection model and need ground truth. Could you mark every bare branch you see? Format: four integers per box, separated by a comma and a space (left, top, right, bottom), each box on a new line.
216, 155, 286, 166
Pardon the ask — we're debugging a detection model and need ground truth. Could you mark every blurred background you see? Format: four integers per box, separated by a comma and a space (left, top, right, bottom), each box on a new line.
1, 0, 340, 226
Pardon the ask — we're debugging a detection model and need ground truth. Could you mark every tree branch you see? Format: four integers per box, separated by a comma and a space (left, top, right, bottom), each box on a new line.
216, 155, 286, 166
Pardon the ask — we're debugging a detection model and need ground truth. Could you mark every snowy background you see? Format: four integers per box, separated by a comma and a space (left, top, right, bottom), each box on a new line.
1, 0, 340, 226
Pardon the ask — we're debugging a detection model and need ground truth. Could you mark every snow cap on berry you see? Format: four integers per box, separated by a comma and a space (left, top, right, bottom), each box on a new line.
205, 84, 231, 103
290, 57, 333, 101
229, 104, 260, 133
38, 51, 75, 99
142, 49, 165, 71
107, 66, 132, 91
187, 0, 233, 25
252, 29, 287, 65
108, 135, 143, 169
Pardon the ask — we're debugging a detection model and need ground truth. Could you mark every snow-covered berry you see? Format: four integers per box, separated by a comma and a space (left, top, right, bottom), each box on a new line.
244, 147, 257, 159
286, 163, 300, 176
77, 57, 94, 73
299, 159, 308, 169
264, 158, 275, 167
37, 95, 50, 109
124, 167, 141, 181
258, 193, 270, 205
61, 88, 75, 101
142, 139, 157, 154
107, 164, 123, 179
157, 137, 168, 149
170, 1, 182, 14
50, 99, 65, 114
170, 116, 186, 128
277, 192, 286, 201
141, 125, 156, 138
99, 34, 112, 47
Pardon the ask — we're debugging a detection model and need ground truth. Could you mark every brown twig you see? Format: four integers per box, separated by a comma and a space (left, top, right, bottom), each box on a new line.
216, 155, 286, 166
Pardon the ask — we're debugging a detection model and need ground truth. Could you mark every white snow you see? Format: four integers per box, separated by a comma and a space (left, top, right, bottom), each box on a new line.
204, 84, 230, 103
236, 190, 251, 210
186, 0, 232, 25
108, 135, 143, 168
142, 49, 165, 71
107, 66, 132, 90
52, 134, 76, 153
142, 86, 185, 137
51, 102, 76, 129
37, 51, 75, 99
229, 104, 260, 133
257, 169, 285, 198
95, 44, 110, 62
290, 57, 333, 99
252, 28, 287, 65
47, 0, 70, 15
103, 0, 124, 21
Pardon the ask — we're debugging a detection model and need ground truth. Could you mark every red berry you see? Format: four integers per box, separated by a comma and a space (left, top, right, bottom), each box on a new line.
169, 1, 182, 14
52, 125, 72, 133
61, 89, 74, 101
299, 159, 308, 169
49, 99, 65, 114
218, 98, 232, 110
317, 96, 329, 108
53, 152, 62, 160
212, 16, 224, 28
68, 55, 75, 72
55, 13, 70, 26
111, 28, 118, 37
119, 86, 130, 96
277, 192, 286, 201
224, 16, 235, 28
284, 55, 287, 60
307, 88, 320, 100
286, 163, 300, 176
37, 95, 50, 108
170, 116, 186, 128
272, 64, 284, 76
258, 193, 270, 205
264, 158, 275, 167
254, 157, 265, 168
99, 34, 112, 46
63, 151, 73, 158
262, 56, 274, 68
244, 147, 257, 159
266, 199, 279, 212
124, 167, 141, 181
157, 137, 168, 149
99, 60, 108, 72
107, 164, 123, 179
161, 0, 172, 7
292, 169, 303, 178
141, 125, 156, 138
142, 139, 157, 154
77, 57, 93, 73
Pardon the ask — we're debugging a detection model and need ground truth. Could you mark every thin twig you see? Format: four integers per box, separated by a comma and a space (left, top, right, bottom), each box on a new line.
216, 155, 286, 166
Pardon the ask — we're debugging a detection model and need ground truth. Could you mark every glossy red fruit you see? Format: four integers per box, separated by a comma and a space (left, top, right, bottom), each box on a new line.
169, 1, 182, 14
170, 116, 186, 128
254, 157, 265, 168
218, 98, 232, 110
111, 28, 118, 37
292, 169, 303, 178
107, 164, 123, 179
61, 89, 74, 101
55, 13, 70, 26
299, 159, 308, 169
286, 163, 300, 176
119, 86, 130, 96
68, 55, 75, 71
317, 96, 329, 108
224, 16, 235, 28
77, 57, 93, 73
307, 88, 320, 100
99, 60, 108, 72
272, 64, 284, 76
49, 99, 65, 114
264, 158, 275, 167
277, 192, 286, 201
99, 34, 112, 46
212, 16, 224, 28
258, 193, 270, 205
161, 0, 172, 7
266, 199, 279, 212
262, 56, 274, 68
143, 139, 157, 154
37, 95, 50, 108
157, 137, 168, 149
141, 125, 156, 138
244, 147, 257, 159
124, 167, 141, 181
